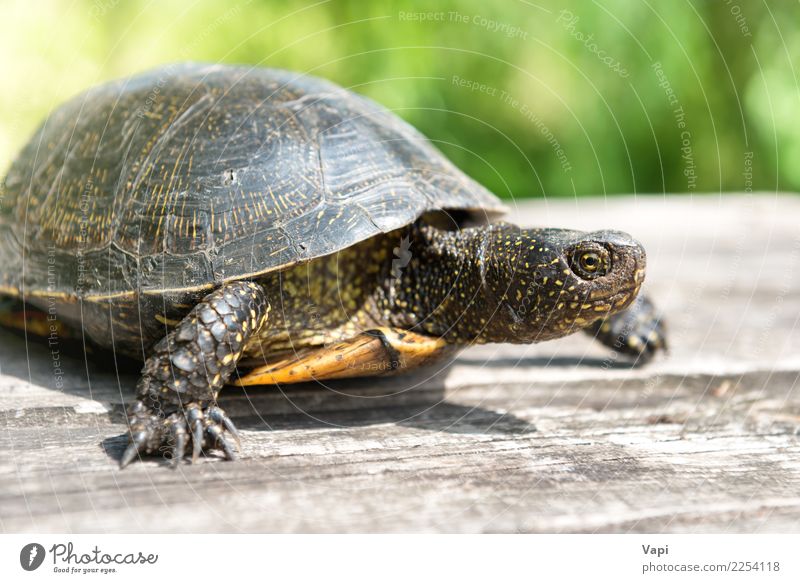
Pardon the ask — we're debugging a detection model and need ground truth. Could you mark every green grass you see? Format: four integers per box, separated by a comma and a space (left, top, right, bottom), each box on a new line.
0, 0, 796, 198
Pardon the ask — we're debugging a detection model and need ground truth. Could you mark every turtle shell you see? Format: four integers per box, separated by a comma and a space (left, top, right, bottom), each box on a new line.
0, 63, 504, 300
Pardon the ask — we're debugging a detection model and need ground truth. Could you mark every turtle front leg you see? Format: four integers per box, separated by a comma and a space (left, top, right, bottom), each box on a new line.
121, 281, 269, 467
584, 294, 667, 365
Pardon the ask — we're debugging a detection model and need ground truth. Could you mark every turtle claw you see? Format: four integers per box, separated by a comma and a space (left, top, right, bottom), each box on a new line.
191, 423, 203, 462
169, 416, 188, 468
120, 431, 148, 468
186, 403, 240, 461
120, 400, 160, 468
207, 423, 238, 461
120, 400, 241, 467
207, 405, 241, 450
187, 403, 205, 463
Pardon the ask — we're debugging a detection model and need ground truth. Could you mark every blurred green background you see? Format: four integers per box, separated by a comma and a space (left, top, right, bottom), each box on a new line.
0, 0, 797, 198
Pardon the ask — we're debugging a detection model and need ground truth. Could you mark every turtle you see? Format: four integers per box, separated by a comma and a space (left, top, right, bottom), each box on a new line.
0, 63, 666, 467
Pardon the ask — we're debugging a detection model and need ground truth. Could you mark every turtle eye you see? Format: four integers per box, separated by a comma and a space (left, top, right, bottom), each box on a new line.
580, 252, 600, 272
570, 248, 610, 279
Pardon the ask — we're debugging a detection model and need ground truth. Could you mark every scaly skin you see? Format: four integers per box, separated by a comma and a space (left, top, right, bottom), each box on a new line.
122, 281, 269, 467
121, 221, 665, 466
583, 295, 667, 364
379, 222, 648, 345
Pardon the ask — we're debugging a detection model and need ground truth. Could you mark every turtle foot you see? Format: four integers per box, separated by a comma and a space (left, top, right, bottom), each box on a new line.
586, 295, 667, 365
120, 400, 240, 468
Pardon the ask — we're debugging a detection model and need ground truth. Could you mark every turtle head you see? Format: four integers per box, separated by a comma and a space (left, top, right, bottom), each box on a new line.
484, 225, 647, 343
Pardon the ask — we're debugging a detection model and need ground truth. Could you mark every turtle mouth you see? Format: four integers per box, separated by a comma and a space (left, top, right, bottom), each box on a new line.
589, 282, 642, 312
586, 262, 645, 298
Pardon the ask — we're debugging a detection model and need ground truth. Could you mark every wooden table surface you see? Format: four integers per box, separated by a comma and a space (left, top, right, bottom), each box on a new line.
2, 194, 799, 533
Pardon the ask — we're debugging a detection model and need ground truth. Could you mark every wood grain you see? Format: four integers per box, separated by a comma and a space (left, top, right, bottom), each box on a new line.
2, 194, 799, 533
